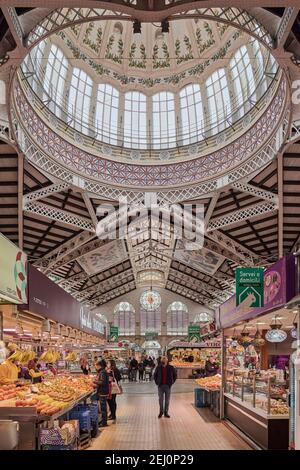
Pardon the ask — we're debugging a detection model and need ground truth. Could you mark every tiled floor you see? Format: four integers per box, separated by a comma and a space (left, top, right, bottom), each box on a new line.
89, 380, 251, 450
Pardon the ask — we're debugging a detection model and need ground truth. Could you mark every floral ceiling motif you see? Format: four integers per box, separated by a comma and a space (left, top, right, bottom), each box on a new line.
57, 25, 242, 88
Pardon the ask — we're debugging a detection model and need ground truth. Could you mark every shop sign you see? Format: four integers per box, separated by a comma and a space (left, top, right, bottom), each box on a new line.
109, 325, 119, 342
235, 267, 264, 307
23, 265, 106, 338
0, 233, 27, 304
219, 256, 296, 329
80, 307, 105, 335
188, 324, 201, 343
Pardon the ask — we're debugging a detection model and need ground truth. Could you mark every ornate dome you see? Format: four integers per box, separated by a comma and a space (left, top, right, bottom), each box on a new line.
12, 8, 287, 193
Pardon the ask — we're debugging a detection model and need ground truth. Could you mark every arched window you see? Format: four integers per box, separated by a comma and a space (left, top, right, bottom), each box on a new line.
193, 312, 213, 323
23, 40, 46, 95
140, 308, 161, 335
152, 91, 176, 149
95, 84, 119, 145
179, 84, 204, 145
251, 39, 267, 97
230, 46, 256, 116
44, 44, 68, 116
68, 67, 93, 135
113, 302, 135, 336
167, 301, 188, 335
206, 68, 231, 134
124, 91, 147, 149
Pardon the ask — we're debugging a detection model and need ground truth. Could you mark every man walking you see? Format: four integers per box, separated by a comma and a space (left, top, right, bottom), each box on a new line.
154, 355, 177, 418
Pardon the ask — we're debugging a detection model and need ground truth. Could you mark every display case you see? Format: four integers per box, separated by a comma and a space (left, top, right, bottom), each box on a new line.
225, 369, 289, 416
224, 368, 289, 449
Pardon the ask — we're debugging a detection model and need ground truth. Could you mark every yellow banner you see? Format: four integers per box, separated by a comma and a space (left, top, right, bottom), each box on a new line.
0, 233, 27, 304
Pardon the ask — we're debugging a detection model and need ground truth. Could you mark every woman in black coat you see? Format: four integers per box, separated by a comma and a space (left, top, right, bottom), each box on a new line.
107, 359, 122, 423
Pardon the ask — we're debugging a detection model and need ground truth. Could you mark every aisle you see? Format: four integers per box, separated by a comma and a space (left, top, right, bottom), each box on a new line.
90, 381, 251, 450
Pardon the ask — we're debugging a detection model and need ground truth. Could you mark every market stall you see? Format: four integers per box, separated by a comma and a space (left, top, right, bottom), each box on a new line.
0, 374, 96, 449
218, 255, 296, 450
168, 338, 221, 379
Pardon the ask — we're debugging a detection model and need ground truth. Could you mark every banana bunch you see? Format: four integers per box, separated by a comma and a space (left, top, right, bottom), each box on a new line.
65, 351, 77, 362
8, 349, 23, 361
39, 349, 60, 363
20, 350, 36, 364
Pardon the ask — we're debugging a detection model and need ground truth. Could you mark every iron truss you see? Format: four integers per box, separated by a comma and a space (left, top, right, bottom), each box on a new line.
73, 270, 135, 302
23, 201, 95, 233
88, 280, 137, 308
168, 268, 231, 303
207, 201, 278, 233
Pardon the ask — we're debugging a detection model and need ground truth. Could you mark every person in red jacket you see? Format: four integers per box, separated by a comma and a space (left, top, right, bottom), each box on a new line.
154, 356, 177, 418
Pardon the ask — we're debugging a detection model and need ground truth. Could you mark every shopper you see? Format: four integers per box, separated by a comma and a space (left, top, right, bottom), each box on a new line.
148, 356, 155, 381
28, 358, 44, 383
107, 359, 122, 423
80, 357, 90, 375
138, 360, 145, 382
129, 356, 138, 382
205, 356, 219, 377
94, 359, 110, 427
154, 355, 177, 418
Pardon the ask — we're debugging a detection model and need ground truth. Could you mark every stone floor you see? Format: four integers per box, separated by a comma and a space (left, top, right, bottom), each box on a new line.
89, 380, 251, 450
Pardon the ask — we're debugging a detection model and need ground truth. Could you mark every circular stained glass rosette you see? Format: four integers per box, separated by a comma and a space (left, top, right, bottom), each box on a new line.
140, 290, 161, 311
265, 328, 287, 343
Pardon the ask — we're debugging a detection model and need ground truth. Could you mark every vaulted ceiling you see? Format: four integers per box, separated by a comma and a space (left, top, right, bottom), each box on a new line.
1, 3, 300, 311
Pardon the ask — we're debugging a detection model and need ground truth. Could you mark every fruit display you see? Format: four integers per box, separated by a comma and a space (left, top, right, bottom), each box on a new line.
169, 348, 220, 368
194, 374, 221, 390
0, 375, 95, 417
0, 384, 18, 401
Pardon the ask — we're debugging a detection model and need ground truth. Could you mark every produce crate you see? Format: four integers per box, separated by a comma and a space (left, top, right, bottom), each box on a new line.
69, 409, 91, 432
76, 403, 98, 425
42, 438, 77, 451
194, 388, 206, 408
78, 432, 91, 450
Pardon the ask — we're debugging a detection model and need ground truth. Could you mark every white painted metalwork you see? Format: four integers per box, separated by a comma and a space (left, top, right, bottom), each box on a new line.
23, 201, 95, 232
33, 231, 95, 271
23, 182, 71, 204
231, 181, 279, 203
2, 7, 24, 48
276, 7, 299, 48
207, 201, 278, 232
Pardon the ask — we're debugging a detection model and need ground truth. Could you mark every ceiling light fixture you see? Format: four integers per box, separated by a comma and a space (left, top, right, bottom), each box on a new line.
265, 315, 287, 343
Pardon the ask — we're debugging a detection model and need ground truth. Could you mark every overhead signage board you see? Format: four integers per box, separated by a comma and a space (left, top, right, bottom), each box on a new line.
0, 233, 27, 304
235, 267, 264, 307
23, 265, 106, 338
219, 256, 295, 329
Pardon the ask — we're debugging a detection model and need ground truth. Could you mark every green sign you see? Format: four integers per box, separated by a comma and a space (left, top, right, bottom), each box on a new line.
0, 233, 27, 304
188, 324, 201, 343
109, 325, 119, 342
236, 267, 264, 307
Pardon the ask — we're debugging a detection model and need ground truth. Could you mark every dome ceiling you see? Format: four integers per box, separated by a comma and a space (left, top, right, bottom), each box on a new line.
56, 17, 243, 88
